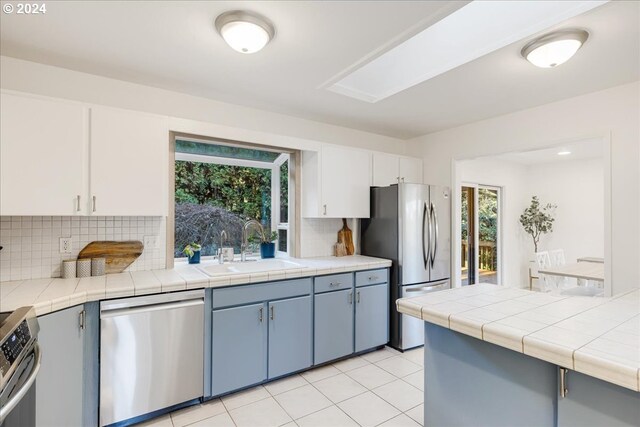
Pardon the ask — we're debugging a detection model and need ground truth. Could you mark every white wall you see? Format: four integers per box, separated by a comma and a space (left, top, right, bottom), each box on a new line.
408, 81, 640, 295
457, 157, 530, 288
527, 158, 604, 264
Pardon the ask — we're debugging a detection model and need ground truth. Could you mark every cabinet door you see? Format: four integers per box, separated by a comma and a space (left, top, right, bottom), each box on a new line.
211, 303, 267, 396
1, 93, 87, 215
399, 157, 423, 184
321, 145, 371, 218
372, 153, 400, 187
557, 370, 640, 427
36, 305, 85, 427
268, 296, 312, 379
355, 283, 389, 352
314, 289, 354, 364
90, 106, 168, 216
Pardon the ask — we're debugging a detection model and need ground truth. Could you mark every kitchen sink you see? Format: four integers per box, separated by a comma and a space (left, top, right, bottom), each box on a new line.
198, 259, 304, 277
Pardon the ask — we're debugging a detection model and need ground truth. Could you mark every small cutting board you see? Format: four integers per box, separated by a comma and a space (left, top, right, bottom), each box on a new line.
337, 219, 354, 256
78, 241, 144, 274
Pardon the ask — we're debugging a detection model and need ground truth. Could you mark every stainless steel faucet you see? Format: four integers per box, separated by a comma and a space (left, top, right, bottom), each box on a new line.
218, 230, 228, 264
241, 219, 264, 262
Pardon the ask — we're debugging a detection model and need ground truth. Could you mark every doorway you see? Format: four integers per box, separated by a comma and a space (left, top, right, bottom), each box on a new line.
461, 184, 500, 285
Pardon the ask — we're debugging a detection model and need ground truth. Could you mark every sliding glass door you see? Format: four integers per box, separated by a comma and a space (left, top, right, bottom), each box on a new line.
461, 185, 500, 285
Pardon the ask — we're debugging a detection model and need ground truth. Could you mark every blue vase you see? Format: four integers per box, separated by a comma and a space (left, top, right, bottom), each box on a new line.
188, 250, 201, 264
260, 242, 275, 259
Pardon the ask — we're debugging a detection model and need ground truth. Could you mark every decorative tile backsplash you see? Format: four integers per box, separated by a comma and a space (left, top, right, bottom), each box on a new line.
0, 216, 166, 282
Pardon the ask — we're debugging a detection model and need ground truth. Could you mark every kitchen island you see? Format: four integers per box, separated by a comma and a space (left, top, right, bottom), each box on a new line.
397, 284, 639, 427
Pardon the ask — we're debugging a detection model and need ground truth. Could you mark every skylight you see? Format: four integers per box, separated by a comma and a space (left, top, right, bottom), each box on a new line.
326, 0, 608, 103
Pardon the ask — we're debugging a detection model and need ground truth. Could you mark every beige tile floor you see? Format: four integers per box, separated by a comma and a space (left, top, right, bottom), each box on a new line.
137, 346, 424, 427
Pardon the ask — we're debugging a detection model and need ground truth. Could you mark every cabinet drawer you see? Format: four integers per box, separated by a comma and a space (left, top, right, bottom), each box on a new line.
355, 269, 388, 287
212, 278, 312, 309
314, 273, 353, 294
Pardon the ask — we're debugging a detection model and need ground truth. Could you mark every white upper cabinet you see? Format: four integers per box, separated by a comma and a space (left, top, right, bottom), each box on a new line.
0, 92, 168, 216
399, 156, 423, 184
372, 152, 423, 186
89, 107, 168, 216
1, 93, 88, 215
302, 145, 371, 218
371, 152, 400, 187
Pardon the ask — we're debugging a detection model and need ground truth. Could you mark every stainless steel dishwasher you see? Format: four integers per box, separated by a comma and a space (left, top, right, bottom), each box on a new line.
100, 290, 204, 426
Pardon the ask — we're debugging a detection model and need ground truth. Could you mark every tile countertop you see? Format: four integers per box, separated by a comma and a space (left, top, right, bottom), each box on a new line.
397, 284, 640, 392
0, 255, 391, 317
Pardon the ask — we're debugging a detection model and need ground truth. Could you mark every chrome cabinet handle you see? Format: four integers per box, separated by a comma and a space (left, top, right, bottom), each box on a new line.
357, 291, 361, 303
76, 195, 81, 212
79, 309, 86, 330
270, 306, 274, 320
329, 282, 341, 287
323, 204, 327, 215
92, 195, 96, 212
348, 292, 353, 305
368, 276, 379, 281
259, 307, 263, 322
559, 367, 569, 398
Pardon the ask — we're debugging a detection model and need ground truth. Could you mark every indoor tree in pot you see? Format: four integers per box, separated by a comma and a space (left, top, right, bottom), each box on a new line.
519, 196, 557, 253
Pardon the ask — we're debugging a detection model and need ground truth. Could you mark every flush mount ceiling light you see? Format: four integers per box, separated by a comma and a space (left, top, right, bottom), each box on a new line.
521, 29, 589, 68
215, 10, 275, 54
557, 150, 572, 156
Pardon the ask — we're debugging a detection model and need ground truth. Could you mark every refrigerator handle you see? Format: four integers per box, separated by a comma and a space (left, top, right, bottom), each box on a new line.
422, 202, 430, 270
430, 202, 438, 268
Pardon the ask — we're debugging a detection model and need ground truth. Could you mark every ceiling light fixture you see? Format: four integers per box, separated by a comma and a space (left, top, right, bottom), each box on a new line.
521, 29, 589, 68
557, 150, 572, 156
215, 10, 275, 54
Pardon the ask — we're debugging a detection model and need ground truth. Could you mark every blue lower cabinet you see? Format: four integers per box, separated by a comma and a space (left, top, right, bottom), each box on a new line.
557, 370, 640, 427
211, 303, 267, 396
268, 296, 312, 379
314, 288, 354, 365
355, 283, 389, 352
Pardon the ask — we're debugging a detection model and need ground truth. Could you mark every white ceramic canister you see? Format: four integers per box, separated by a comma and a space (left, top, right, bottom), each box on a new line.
91, 257, 106, 276
62, 260, 77, 279
76, 259, 92, 278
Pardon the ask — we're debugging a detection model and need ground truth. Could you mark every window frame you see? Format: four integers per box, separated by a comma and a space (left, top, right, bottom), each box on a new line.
173, 138, 293, 261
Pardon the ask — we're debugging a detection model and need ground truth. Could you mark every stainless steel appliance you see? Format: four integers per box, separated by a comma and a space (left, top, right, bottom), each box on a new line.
0, 307, 41, 427
100, 290, 205, 426
361, 183, 451, 350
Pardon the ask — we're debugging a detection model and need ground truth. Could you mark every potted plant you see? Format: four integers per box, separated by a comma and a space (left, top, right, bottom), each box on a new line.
183, 243, 202, 264
260, 231, 279, 259
519, 196, 557, 253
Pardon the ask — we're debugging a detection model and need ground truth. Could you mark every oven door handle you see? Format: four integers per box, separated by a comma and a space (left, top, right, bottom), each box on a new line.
0, 343, 42, 424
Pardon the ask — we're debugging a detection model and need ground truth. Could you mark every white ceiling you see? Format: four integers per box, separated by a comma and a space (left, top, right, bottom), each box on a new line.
1, 1, 638, 139
494, 138, 604, 165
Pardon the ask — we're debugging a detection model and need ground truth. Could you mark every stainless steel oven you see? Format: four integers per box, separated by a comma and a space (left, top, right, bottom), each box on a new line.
0, 307, 41, 427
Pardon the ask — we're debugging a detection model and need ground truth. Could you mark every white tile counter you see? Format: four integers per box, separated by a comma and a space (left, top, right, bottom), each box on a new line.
397, 284, 640, 391
0, 255, 390, 316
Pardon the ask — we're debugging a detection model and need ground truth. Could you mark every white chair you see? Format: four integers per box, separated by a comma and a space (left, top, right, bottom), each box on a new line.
549, 249, 571, 289
549, 249, 566, 266
535, 251, 554, 292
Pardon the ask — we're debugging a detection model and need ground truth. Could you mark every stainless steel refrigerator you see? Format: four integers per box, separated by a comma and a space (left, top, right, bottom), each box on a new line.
361, 183, 451, 351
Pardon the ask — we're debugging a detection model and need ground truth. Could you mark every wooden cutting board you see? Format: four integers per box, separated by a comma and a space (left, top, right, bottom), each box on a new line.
78, 241, 144, 274
337, 219, 354, 256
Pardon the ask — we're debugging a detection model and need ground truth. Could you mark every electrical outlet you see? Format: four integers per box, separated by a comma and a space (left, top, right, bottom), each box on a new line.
59, 237, 72, 254
144, 235, 158, 250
